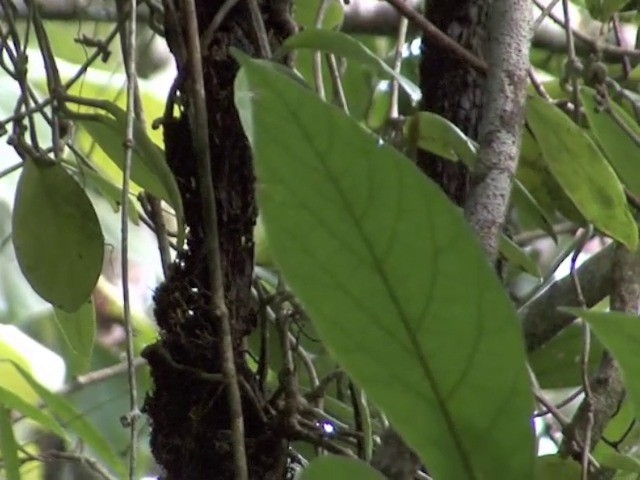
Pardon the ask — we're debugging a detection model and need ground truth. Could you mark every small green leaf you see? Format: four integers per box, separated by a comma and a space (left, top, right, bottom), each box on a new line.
12, 161, 104, 312
77, 104, 185, 248
0, 405, 20, 480
511, 180, 558, 243
404, 112, 478, 168
0, 385, 66, 438
9, 361, 125, 477
54, 299, 96, 375
277, 30, 421, 102
579, 86, 640, 197
526, 95, 637, 250
300, 456, 385, 480
499, 233, 541, 278
235, 55, 535, 480
594, 442, 640, 473
562, 308, 640, 415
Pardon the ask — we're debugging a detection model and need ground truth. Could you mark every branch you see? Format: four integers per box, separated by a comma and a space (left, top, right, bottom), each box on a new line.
521, 243, 615, 353
463, 0, 532, 260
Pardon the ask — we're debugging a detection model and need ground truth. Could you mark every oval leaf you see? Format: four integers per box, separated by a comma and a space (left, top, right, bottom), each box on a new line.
234, 54, 535, 480
300, 456, 384, 480
277, 30, 421, 102
12, 161, 104, 312
525, 96, 638, 250
579, 86, 640, 197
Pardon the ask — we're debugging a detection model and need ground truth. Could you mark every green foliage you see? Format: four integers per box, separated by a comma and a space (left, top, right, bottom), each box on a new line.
54, 300, 96, 375
235, 52, 535, 480
526, 95, 638, 250
12, 160, 104, 312
278, 30, 421, 101
536, 455, 582, 479
299, 456, 385, 480
0, 405, 20, 480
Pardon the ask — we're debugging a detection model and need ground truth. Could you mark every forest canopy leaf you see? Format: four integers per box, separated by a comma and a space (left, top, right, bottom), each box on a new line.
234, 53, 535, 480
525, 95, 637, 250
12, 161, 104, 312
579, 86, 640, 197
54, 300, 96, 375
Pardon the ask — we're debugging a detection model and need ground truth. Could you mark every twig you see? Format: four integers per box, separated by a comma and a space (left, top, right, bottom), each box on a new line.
41, 451, 118, 480
247, 0, 271, 58
390, 16, 409, 119
325, 53, 348, 112
181, 0, 248, 478
117, 0, 141, 477
312, 0, 332, 100
384, 0, 488, 74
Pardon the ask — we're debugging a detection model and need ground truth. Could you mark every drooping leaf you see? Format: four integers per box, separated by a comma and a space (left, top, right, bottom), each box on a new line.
12, 160, 104, 312
526, 95, 637, 250
76, 104, 185, 247
499, 234, 541, 278
404, 112, 478, 168
299, 456, 385, 480
0, 385, 66, 438
511, 180, 558, 243
563, 309, 640, 416
579, 86, 640, 197
0, 405, 20, 480
9, 362, 125, 477
234, 52, 535, 480
54, 299, 96, 375
277, 30, 421, 102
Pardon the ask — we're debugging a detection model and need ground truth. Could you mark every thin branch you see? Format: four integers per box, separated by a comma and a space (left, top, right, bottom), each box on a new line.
117, 0, 141, 477
384, 0, 488, 74
181, 0, 248, 478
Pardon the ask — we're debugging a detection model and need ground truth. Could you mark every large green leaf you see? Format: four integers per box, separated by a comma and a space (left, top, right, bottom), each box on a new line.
0, 385, 66, 439
12, 160, 104, 312
0, 405, 19, 480
525, 96, 638, 250
299, 456, 384, 480
563, 309, 640, 417
579, 86, 640, 197
9, 362, 125, 477
54, 299, 96, 375
535, 455, 581, 479
278, 30, 420, 102
234, 53, 535, 480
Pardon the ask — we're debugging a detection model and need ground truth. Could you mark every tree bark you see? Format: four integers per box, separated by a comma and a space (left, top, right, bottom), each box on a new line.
142, 2, 294, 479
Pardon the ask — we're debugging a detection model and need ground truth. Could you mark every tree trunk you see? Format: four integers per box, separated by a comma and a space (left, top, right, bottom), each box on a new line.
143, 2, 294, 479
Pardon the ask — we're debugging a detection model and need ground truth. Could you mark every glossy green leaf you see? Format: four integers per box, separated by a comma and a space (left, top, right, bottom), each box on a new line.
0, 385, 66, 438
76, 104, 185, 247
511, 180, 558, 243
579, 86, 640, 197
535, 455, 581, 479
563, 309, 640, 417
300, 456, 385, 480
54, 299, 96, 375
499, 234, 541, 278
12, 161, 104, 312
278, 30, 421, 102
234, 53, 535, 480
0, 405, 20, 480
526, 95, 637, 250
404, 112, 478, 168
9, 361, 125, 477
